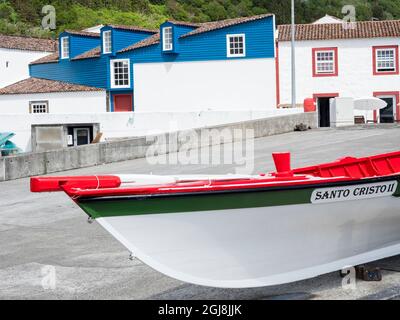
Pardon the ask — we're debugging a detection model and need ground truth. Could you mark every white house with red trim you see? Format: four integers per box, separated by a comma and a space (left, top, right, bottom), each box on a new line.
0, 34, 57, 88
277, 19, 400, 126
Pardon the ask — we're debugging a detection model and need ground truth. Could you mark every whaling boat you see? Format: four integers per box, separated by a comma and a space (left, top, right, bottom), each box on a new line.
31, 151, 400, 288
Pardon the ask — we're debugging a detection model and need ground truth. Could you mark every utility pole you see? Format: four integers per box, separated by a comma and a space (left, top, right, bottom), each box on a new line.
291, 0, 296, 109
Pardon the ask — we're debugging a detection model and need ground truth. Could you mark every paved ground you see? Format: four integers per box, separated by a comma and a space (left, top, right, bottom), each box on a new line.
1, 126, 400, 300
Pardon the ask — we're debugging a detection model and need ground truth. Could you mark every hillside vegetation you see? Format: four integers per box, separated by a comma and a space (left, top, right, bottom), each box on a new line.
0, 0, 399, 38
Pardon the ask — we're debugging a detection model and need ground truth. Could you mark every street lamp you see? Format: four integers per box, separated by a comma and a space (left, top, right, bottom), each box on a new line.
291, 0, 296, 109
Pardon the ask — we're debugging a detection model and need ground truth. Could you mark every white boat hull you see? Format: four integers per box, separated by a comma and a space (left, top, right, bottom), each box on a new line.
97, 195, 400, 288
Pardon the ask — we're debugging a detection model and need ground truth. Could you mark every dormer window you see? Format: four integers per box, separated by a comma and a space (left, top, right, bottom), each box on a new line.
162, 27, 173, 51
61, 37, 70, 59
103, 30, 112, 54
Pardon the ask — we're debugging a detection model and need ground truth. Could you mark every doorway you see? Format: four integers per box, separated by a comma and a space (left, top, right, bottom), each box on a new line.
317, 97, 333, 127
114, 94, 133, 112
73, 128, 90, 146
377, 96, 395, 123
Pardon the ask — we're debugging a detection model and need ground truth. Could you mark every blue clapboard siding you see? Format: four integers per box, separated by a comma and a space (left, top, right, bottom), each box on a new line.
59, 32, 100, 59
112, 28, 156, 54
70, 35, 100, 58
120, 16, 275, 63
30, 56, 110, 89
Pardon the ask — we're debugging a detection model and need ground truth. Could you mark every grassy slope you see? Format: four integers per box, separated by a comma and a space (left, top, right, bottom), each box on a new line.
0, 0, 399, 39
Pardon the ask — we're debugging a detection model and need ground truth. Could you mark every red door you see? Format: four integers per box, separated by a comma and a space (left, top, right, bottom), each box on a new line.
114, 94, 133, 112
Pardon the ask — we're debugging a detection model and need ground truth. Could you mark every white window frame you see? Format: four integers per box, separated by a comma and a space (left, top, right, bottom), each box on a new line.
375, 48, 397, 73
315, 50, 336, 75
162, 26, 173, 51
30, 101, 49, 114
226, 34, 246, 58
110, 59, 131, 89
103, 30, 112, 54
60, 36, 70, 59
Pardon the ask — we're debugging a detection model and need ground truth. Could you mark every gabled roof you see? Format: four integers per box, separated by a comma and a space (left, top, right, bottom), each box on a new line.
0, 34, 57, 52
105, 25, 158, 33
64, 30, 101, 38
72, 46, 101, 61
0, 78, 104, 95
278, 20, 400, 41
313, 14, 342, 24
181, 13, 273, 38
83, 25, 104, 34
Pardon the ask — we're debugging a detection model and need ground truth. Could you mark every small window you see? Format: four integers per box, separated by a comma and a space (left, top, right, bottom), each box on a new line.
313, 48, 338, 76
103, 30, 112, 54
110, 59, 130, 88
374, 47, 398, 74
227, 34, 246, 57
61, 37, 69, 59
162, 27, 173, 51
30, 101, 49, 114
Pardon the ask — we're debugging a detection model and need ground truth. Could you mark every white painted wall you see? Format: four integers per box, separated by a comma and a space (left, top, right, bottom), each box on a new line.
0, 48, 51, 88
278, 37, 400, 108
133, 58, 277, 112
0, 108, 302, 152
0, 91, 107, 114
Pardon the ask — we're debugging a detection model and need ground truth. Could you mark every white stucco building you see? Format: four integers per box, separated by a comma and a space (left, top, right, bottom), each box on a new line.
277, 19, 400, 126
133, 58, 276, 112
0, 34, 57, 88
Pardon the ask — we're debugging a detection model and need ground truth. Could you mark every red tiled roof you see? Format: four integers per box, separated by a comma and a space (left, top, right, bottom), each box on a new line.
30, 52, 59, 65
278, 20, 400, 41
0, 34, 57, 52
64, 30, 101, 38
165, 20, 202, 27
0, 78, 104, 95
106, 25, 158, 33
181, 14, 273, 38
72, 46, 101, 61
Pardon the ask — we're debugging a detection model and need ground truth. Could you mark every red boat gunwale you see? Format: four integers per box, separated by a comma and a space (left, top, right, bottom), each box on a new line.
30, 151, 400, 199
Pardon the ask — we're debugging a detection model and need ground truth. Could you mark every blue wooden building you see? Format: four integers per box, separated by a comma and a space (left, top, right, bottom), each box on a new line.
26, 14, 277, 112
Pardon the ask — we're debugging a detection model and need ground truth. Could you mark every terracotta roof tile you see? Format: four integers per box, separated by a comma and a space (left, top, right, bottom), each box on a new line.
30, 52, 59, 65
0, 34, 57, 52
181, 14, 273, 38
165, 20, 202, 27
64, 30, 101, 38
106, 25, 158, 33
278, 20, 400, 41
0, 78, 104, 95
72, 46, 101, 61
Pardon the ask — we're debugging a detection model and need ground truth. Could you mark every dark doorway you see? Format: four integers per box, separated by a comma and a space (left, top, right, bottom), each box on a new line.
67, 126, 94, 147
317, 97, 332, 127
378, 97, 395, 123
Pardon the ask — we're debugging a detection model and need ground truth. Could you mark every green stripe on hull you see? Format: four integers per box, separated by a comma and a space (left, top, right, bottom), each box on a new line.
77, 178, 400, 219
78, 188, 313, 219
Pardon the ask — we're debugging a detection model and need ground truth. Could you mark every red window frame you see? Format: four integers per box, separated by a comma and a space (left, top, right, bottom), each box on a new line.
372, 45, 399, 76
312, 47, 338, 77
373, 91, 400, 122
313, 93, 339, 103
